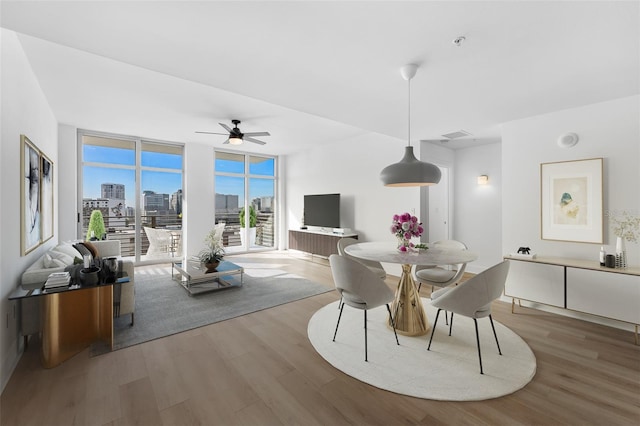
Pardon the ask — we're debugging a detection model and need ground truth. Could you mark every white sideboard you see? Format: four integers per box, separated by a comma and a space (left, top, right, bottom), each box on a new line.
504, 255, 640, 344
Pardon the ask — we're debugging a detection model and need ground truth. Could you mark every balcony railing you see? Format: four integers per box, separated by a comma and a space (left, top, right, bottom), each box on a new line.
82, 210, 274, 258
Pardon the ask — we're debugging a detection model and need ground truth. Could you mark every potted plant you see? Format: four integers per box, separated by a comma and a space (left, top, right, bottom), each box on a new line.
239, 205, 257, 247
199, 228, 225, 270
86, 210, 106, 241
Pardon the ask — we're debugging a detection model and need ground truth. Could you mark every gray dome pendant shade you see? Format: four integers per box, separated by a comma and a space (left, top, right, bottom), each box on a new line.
380, 146, 442, 187
380, 64, 442, 187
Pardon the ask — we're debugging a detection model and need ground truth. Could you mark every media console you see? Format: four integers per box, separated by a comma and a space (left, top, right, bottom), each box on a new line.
288, 229, 358, 258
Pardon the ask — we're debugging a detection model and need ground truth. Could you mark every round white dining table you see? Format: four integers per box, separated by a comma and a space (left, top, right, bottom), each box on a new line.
344, 242, 478, 336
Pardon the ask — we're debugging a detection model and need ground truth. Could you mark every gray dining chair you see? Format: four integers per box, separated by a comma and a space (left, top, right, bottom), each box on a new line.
414, 240, 468, 293
329, 254, 399, 361
337, 238, 386, 280
427, 260, 510, 374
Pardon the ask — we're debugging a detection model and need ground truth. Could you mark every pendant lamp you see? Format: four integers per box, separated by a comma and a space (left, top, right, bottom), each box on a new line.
380, 64, 442, 187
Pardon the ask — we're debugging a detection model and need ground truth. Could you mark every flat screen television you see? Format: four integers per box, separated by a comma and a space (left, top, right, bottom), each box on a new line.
304, 193, 340, 229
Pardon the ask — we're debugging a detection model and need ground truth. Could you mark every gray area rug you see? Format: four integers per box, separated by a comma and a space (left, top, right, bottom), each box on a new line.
93, 262, 330, 355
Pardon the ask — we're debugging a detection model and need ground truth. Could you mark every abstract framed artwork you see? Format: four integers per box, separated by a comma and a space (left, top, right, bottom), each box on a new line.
21, 135, 41, 254
41, 152, 54, 243
540, 157, 603, 243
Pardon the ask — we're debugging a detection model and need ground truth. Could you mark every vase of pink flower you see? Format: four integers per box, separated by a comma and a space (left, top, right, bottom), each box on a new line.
391, 212, 424, 252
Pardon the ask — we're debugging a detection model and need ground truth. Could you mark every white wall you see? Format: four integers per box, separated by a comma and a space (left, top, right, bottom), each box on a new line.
0, 30, 58, 391
454, 143, 502, 272
502, 95, 640, 265
184, 143, 216, 257
286, 132, 421, 276
58, 124, 78, 241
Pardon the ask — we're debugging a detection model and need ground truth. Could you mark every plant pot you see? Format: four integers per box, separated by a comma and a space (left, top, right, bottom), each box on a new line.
80, 266, 101, 286
204, 261, 220, 271
240, 227, 257, 248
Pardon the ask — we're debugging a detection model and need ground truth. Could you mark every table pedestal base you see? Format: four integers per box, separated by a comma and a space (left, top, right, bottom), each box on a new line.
389, 264, 429, 336
41, 286, 113, 368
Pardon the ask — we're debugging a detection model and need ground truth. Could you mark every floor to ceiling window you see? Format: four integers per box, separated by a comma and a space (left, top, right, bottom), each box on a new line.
214, 151, 276, 252
80, 131, 184, 262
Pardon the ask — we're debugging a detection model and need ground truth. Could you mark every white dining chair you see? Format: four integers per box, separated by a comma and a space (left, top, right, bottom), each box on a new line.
337, 238, 386, 280
415, 240, 468, 293
427, 260, 511, 374
329, 254, 399, 361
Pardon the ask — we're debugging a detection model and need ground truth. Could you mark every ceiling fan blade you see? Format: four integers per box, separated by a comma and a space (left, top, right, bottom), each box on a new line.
195, 131, 228, 135
219, 123, 232, 132
222, 138, 230, 144
244, 136, 267, 145
243, 131, 270, 137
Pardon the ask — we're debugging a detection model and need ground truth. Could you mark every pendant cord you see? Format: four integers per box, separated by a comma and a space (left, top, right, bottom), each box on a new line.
407, 77, 411, 147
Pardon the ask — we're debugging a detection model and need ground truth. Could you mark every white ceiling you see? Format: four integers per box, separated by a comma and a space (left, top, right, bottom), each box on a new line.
2, 1, 638, 154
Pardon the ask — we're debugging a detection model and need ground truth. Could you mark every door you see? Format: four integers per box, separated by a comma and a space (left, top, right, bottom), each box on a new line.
428, 166, 449, 243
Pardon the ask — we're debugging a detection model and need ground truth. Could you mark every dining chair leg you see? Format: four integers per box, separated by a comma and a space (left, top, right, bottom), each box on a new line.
364, 309, 368, 362
386, 304, 400, 345
473, 318, 484, 374
333, 303, 345, 342
489, 314, 502, 355
427, 308, 442, 351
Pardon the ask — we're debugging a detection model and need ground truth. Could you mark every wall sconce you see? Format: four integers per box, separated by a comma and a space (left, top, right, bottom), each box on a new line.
477, 175, 489, 185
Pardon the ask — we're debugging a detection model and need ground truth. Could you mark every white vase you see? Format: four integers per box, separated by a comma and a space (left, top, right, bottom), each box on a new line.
615, 237, 627, 268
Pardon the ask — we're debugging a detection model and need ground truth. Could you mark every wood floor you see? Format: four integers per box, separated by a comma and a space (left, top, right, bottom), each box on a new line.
2, 252, 639, 426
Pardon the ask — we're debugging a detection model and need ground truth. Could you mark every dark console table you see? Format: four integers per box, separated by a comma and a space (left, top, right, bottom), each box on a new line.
10, 274, 128, 368
288, 229, 358, 258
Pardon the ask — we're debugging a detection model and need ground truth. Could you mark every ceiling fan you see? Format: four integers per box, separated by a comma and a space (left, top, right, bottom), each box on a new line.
196, 119, 270, 145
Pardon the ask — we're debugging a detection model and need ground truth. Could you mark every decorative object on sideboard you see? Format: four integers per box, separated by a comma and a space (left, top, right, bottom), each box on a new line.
380, 64, 442, 187
606, 209, 639, 269
79, 266, 101, 286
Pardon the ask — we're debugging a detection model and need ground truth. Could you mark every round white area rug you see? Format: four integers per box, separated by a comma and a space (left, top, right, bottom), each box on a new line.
308, 300, 536, 401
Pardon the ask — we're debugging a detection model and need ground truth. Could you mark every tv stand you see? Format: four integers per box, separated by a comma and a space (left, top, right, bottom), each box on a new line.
288, 229, 358, 258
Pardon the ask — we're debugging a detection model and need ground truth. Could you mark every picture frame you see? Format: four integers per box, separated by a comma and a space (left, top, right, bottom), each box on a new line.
21, 135, 41, 254
41, 152, 54, 243
540, 158, 603, 243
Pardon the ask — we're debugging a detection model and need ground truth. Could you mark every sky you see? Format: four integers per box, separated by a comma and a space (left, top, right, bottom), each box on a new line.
83, 145, 275, 205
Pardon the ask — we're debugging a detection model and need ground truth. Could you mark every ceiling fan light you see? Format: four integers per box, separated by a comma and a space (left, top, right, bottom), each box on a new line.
228, 137, 243, 145
380, 146, 442, 187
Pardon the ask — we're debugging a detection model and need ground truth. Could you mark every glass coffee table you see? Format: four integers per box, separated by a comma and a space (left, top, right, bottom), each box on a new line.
172, 259, 244, 296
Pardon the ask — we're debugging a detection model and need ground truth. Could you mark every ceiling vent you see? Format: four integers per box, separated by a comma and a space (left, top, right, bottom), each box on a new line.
441, 130, 471, 139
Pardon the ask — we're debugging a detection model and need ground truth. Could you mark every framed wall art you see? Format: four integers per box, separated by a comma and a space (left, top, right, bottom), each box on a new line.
41, 152, 54, 243
540, 157, 603, 243
21, 135, 41, 254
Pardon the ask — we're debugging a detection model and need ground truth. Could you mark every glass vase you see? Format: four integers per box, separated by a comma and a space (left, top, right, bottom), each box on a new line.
397, 236, 411, 252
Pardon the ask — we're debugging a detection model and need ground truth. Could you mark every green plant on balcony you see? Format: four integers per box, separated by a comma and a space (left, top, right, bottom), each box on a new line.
239, 206, 257, 228
86, 210, 106, 241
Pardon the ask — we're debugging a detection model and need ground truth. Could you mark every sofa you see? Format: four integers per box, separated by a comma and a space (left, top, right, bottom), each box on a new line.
20, 240, 135, 345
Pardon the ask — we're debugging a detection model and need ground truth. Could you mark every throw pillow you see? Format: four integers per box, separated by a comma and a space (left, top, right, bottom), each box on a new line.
43, 252, 67, 268
44, 250, 74, 267
73, 243, 93, 264
81, 241, 99, 258
53, 242, 82, 259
